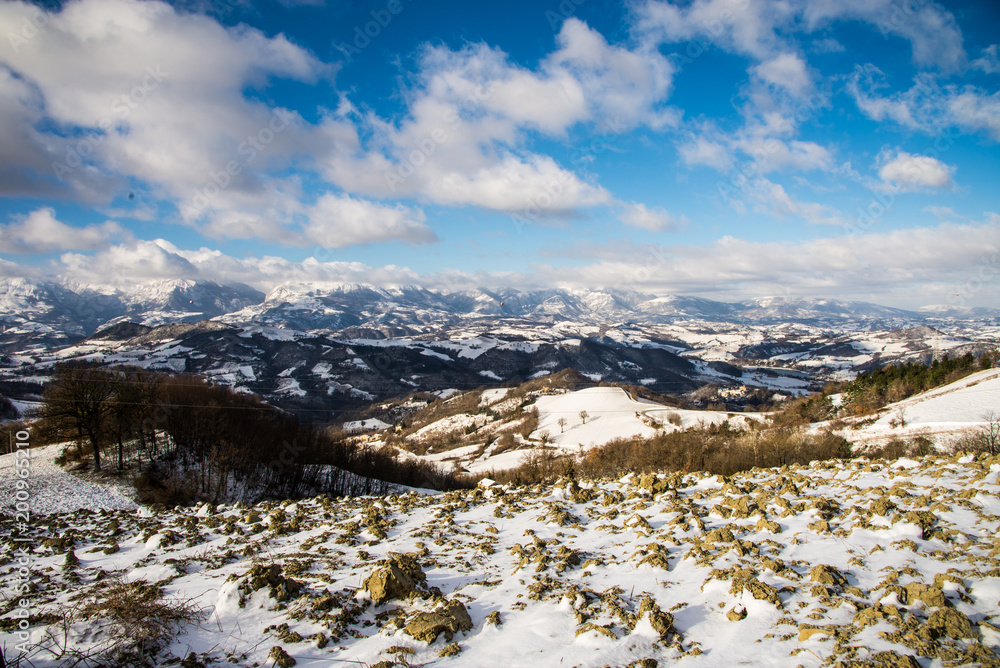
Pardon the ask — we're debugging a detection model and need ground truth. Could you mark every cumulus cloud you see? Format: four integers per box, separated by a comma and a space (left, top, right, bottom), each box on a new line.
303, 194, 437, 248
846, 65, 1000, 141
320, 20, 671, 215
634, 0, 965, 70
0, 208, 129, 253
618, 202, 684, 232
923, 205, 964, 220
743, 177, 847, 226
877, 151, 955, 191
753, 53, 812, 97
0, 0, 327, 207
678, 136, 732, 171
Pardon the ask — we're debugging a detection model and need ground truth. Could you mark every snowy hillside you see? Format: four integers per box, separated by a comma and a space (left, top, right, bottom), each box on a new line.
827, 368, 1000, 450
402, 386, 761, 474
3, 448, 1000, 667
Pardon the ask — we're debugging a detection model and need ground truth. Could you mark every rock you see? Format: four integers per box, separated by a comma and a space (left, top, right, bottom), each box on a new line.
899, 510, 937, 538
576, 622, 618, 638
798, 625, 832, 641
854, 606, 887, 628
42, 537, 73, 551
406, 600, 473, 643
871, 496, 896, 515
755, 519, 781, 533
839, 651, 921, 667
704, 527, 735, 543
637, 474, 670, 496
268, 646, 296, 668
364, 553, 426, 605
924, 608, 975, 639
243, 564, 303, 603
637, 597, 676, 640
438, 642, 461, 657
730, 576, 782, 607
727, 606, 747, 621
566, 480, 596, 503
904, 583, 947, 609
724, 496, 756, 518
809, 564, 846, 586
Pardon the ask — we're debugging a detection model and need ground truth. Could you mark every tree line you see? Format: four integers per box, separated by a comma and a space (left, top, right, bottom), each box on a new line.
35, 362, 470, 505
842, 351, 994, 415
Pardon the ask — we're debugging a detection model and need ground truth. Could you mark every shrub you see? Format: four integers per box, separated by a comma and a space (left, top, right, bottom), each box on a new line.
42, 577, 203, 666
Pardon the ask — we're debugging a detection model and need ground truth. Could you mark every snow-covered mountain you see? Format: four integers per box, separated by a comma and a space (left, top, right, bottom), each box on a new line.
1, 279, 997, 417
0, 277, 263, 351
6, 278, 993, 350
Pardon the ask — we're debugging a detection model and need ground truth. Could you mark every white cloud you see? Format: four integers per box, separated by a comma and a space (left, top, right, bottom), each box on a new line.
972, 45, 1000, 74
421, 155, 610, 214
618, 202, 684, 232
319, 22, 671, 215
0, 217, 992, 308
753, 53, 811, 97
947, 89, 1000, 141
0, 0, 328, 208
634, 0, 794, 60
847, 65, 1000, 141
530, 220, 1000, 307
58, 239, 199, 285
877, 151, 954, 191
923, 205, 963, 220
745, 177, 847, 226
812, 37, 844, 53
798, 0, 965, 71
0, 208, 129, 253
545, 18, 677, 129
735, 136, 834, 173
678, 136, 733, 171
635, 0, 965, 70
303, 194, 437, 248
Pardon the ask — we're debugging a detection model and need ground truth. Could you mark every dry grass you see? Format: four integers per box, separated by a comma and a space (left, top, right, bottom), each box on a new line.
36, 577, 204, 667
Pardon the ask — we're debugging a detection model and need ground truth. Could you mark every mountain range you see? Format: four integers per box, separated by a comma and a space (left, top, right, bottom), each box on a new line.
1, 278, 996, 419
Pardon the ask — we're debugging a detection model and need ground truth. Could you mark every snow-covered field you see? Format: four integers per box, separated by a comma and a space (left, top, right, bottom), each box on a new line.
405, 386, 762, 474
3, 451, 1000, 666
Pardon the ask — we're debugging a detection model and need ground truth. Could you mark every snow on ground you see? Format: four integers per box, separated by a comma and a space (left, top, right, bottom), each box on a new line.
408, 387, 764, 473
532, 387, 751, 452
4, 453, 1000, 667
343, 418, 391, 433
0, 443, 137, 515
828, 368, 1000, 448
479, 388, 509, 405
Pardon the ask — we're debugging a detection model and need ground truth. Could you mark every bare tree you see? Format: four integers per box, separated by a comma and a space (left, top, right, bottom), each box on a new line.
557, 417, 567, 433
579, 410, 589, 425
38, 362, 115, 471
982, 411, 1000, 455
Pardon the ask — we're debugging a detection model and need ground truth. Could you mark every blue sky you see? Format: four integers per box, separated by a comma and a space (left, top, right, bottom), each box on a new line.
0, 0, 998, 309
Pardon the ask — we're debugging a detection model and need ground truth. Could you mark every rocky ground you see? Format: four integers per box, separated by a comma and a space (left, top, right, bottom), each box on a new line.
2, 451, 1000, 667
